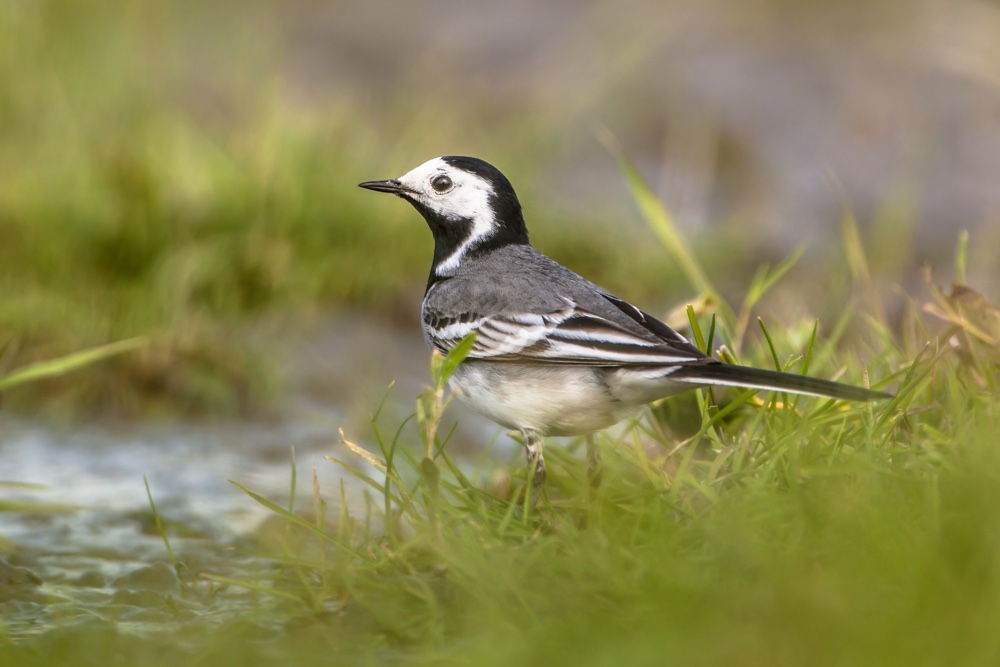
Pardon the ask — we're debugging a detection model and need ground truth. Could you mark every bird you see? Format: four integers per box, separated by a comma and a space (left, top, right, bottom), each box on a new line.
359, 156, 890, 499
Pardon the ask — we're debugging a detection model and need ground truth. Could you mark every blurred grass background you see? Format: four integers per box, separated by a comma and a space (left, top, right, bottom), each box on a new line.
4, 2, 1000, 664
1, 0, 999, 417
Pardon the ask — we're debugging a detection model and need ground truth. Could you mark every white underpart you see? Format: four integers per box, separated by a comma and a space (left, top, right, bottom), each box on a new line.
396, 157, 498, 276
448, 362, 644, 436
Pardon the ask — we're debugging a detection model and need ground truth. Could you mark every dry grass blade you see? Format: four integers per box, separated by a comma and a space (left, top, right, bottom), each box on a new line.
923, 271, 1000, 346
339, 428, 388, 471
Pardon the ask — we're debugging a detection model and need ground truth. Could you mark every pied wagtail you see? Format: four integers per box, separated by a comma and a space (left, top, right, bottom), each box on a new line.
360, 156, 890, 497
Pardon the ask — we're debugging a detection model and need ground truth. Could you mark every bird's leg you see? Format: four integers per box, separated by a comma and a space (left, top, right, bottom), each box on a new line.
521, 428, 546, 502
586, 435, 603, 490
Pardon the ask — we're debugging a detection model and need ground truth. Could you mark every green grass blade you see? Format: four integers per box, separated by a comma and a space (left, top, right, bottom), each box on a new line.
229, 480, 362, 555
956, 230, 969, 284
144, 476, 181, 582
758, 318, 782, 371
434, 332, 477, 388
599, 130, 716, 299
0, 337, 146, 391
706, 314, 717, 356
744, 246, 805, 313
686, 305, 707, 353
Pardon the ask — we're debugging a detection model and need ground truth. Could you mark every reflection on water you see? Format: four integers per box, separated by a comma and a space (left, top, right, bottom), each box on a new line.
0, 414, 369, 639
0, 417, 363, 548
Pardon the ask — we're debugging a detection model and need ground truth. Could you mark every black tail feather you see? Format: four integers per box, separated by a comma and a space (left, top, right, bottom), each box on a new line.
671, 362, 891, 402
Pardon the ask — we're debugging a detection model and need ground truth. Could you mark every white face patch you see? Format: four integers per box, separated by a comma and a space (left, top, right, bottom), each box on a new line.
396, 157, 499, 275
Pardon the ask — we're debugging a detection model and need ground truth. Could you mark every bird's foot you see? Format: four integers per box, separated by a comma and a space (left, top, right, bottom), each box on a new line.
522, 429, 546, 506
586, 436, 603, 491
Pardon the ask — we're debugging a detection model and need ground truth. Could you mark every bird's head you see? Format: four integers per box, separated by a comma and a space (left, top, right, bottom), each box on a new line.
360, 156, 529, 277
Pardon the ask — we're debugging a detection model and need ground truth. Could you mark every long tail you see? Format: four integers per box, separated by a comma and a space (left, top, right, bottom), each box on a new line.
670, 362, 891, 402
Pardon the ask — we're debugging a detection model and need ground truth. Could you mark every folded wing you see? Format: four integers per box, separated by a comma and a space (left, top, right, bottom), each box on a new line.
423, 299, 706, 366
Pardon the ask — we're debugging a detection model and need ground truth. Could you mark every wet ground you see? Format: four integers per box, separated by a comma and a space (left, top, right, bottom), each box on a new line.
0, 313, 515, 641
0, 416, 351, 640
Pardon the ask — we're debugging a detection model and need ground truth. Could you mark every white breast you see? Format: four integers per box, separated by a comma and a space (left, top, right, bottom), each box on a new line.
447, 362, 642, 437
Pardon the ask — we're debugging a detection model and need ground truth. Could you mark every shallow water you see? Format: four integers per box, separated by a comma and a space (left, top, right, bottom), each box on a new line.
0, 416, 359, 549
0, 314, 519, 641
0, 414, 360, 638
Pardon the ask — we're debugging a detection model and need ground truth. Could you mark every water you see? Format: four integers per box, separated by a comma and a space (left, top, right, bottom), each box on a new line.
0, 313, 520, 640
0, 414, 363, 638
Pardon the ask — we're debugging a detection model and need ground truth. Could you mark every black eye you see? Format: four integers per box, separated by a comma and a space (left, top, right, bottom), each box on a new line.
431, 174, 453, 193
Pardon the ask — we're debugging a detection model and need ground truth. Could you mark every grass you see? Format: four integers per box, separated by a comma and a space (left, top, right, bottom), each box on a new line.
4, 93, 999, 663
112, 241, 995, 666
9, 222, 994, 665
5, 90, 1000, 663
4, 6, 1000, 662
207, 242, 995, 666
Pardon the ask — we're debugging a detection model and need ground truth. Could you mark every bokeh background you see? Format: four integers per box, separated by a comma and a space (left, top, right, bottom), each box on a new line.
3, 0, 1000, 656
3, 0, 999, 418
